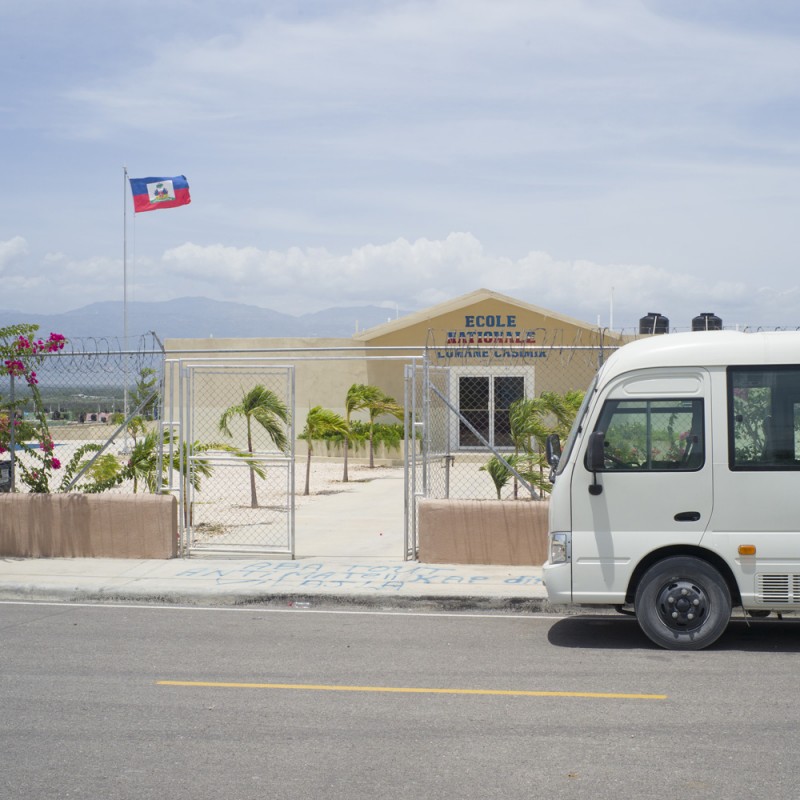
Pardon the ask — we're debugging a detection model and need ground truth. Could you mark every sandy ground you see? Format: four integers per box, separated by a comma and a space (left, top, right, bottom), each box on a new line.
187, 458, 407, 550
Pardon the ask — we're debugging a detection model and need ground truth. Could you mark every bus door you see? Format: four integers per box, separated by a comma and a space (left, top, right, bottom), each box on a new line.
569, 370, 713, 603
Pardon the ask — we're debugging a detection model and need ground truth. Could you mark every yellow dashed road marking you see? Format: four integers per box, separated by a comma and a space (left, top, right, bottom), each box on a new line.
157, 680, 667, 700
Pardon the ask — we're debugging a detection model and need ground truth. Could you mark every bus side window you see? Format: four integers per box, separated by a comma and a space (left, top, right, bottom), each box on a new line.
590, 398, 704, 472
729, 367, 800, 469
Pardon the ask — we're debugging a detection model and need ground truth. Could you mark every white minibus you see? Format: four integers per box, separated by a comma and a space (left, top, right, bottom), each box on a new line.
544, 330, 800, 650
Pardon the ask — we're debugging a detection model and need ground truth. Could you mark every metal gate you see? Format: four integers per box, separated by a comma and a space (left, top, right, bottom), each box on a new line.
404, 359, 538, 560
167, 359, 295, 556
404, 361, 446, 559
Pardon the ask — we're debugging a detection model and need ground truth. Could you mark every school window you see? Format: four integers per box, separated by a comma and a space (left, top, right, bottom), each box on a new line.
729, 366, 800, 469
454, 369, 529, 449
591, 398, 704, 471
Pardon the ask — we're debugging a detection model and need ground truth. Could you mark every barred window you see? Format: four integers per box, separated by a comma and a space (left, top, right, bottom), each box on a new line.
455, 370, 528, 449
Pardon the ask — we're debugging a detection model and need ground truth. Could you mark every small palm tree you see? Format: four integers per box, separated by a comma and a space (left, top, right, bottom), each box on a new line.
480, 453, 520, 499
342, 383, 381, 482
508, 391, 586, 498
219, 385, 290, 507
365, 391, 404, 468
120, 430, 251, 527
300, 406, 348, 495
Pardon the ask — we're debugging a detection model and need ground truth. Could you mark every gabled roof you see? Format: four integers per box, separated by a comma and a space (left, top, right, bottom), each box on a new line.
353, 288, 619, 341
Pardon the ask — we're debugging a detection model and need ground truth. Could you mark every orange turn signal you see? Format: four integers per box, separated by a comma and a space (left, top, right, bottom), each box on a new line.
738, 544, 757, 556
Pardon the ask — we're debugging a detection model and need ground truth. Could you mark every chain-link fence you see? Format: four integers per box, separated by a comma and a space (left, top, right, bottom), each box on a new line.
164, 360, 295, 555
408, 345, 613, 505
4, 333, 611, 561
1, 334, 164, 494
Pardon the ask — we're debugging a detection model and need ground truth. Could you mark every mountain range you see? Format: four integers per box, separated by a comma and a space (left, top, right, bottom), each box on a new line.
0, 297, 412, 343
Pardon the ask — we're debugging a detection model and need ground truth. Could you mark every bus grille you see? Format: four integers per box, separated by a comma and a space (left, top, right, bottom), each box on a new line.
757, 574, 800, 604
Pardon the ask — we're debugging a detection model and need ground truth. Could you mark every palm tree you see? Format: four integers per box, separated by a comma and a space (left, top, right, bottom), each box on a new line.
365, 391, 404, 468
70, 429, 225, 527
219, 385, 290, 507
130, 431, 262, 526
299, 406, 348, 495
508, 391, 585, 498
480, 453, 521, 499
342, 383, 381, 482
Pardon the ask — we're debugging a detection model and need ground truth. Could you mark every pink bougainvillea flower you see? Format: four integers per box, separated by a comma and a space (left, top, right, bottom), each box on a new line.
4, 359, 26, 376
47, 333, 66, 351
51, 458, 61, 470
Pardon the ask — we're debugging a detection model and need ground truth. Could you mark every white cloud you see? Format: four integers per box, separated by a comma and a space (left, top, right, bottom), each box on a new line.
0, 247, 131, 312
156, 233, 787, 330
3, 230, 799, 330
0, 237, 28, 272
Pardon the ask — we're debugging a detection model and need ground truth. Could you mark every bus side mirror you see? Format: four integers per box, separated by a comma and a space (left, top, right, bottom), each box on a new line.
587, 431, 605, 495
546, 433, 561, 468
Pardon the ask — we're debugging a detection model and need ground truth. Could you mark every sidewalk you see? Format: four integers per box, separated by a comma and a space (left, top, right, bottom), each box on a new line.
0, 556, 548, 611
0, 465, 551, 612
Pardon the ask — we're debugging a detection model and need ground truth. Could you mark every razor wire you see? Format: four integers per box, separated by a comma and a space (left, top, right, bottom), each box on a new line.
0, 334, 165, 494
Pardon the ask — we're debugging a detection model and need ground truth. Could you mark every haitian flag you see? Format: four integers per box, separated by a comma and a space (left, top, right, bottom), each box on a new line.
129, 175, 191, 213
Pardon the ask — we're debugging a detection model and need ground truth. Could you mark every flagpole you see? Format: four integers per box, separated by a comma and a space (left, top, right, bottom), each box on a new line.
123, 166, 128, 351
122, 166, 130, 452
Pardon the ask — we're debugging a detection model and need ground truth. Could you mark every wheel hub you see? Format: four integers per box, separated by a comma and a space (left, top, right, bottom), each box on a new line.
656, 580, 707, 632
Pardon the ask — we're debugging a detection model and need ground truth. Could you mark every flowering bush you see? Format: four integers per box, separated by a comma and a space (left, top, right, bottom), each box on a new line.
1, 324, 68, 492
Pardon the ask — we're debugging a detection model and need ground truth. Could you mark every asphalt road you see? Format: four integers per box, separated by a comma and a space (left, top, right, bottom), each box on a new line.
2, 601, 800, 800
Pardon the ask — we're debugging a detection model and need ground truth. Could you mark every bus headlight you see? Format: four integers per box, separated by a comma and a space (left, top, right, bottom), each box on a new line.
549, 532, 570, 564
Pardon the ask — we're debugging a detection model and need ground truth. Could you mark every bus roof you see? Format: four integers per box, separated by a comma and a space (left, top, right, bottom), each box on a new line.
602, 331, 800, 378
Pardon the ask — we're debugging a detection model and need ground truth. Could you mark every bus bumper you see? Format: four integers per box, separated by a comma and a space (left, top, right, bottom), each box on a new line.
542, 560, 572, 604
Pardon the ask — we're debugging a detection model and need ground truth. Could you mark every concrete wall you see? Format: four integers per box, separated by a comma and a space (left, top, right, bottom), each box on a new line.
418, 499, 549, 566
0, 494, 178, 559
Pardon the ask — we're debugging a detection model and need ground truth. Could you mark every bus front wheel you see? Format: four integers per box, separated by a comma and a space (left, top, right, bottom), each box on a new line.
634, 556, 731, 651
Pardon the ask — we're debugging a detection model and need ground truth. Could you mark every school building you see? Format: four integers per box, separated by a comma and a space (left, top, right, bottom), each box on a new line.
164, 288, 626, 452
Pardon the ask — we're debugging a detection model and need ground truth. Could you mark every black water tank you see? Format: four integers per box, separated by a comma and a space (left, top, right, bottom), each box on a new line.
639, 312, 669, 335
692, 312, 723, 331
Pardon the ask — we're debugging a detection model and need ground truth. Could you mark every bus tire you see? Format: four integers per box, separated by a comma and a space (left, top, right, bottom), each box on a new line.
634, 556, 731, 651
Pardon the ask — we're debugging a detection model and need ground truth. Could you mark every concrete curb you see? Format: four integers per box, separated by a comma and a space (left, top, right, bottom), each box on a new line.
0, 583, 560, 613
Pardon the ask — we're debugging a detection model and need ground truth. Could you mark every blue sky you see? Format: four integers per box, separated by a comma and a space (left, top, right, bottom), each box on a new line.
2, 0, 799, 331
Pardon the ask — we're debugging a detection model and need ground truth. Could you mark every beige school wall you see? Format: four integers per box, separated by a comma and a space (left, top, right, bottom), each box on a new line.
163, 336, 393, 454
